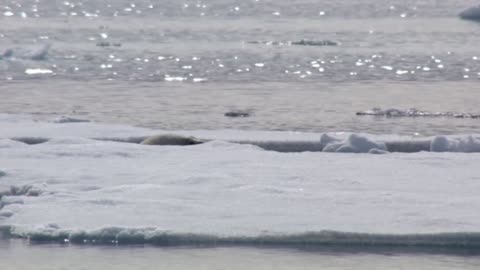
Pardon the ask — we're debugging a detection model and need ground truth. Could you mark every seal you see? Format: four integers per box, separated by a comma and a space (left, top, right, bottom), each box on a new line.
140, 134, 204, 146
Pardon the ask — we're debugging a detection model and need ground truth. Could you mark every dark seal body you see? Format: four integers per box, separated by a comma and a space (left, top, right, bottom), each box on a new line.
140, 134, 204, 146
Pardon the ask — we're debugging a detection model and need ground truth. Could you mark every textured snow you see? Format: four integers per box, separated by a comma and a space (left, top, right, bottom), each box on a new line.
1, 114, 480, 244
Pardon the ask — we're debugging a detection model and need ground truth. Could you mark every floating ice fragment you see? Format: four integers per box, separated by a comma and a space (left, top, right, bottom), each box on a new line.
193, 78, 207, 83
165, 76, 186, 82
25, 69, 53, 75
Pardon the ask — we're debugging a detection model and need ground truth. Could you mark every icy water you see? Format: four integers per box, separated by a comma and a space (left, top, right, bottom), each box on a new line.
2, 240, 480, 270
2, 0, 480, 136
2, 0, 480, 269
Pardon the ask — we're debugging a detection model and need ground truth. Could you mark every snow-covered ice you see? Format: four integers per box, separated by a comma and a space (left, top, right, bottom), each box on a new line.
1, 114, 480, 247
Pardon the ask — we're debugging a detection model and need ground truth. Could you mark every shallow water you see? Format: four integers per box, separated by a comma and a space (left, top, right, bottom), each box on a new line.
2, 80, 480, 136
1, 239, 480, 270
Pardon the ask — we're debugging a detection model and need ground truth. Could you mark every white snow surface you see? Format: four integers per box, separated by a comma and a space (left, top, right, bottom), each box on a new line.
1, 114, 480, 241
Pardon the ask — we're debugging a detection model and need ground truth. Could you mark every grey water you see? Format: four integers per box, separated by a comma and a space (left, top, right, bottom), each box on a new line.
2, 0, 480, 268
1, 0, 480, 136
2, 239, 480, 270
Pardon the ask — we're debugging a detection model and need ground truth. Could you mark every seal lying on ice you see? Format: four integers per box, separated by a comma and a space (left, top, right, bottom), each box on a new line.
140, 134, 205, 146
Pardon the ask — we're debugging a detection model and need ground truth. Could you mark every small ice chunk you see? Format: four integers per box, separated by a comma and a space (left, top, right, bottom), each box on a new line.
322, 134, 387, 153
322, 142, 344, 152
25, 69, 53, 75
368, 148, 389, 154
347, 134, 387, 153
319, 134, 339, 147
193, 78, 207, 83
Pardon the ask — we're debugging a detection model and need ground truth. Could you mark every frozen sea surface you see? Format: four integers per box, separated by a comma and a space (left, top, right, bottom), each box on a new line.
1, 115, 480, 250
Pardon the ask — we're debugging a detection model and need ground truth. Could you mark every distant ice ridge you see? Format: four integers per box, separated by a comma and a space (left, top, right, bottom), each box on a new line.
233, 134, 480, 153
357, 107, 480, 118
2, 114, 480, 153
2, 226, 480, 250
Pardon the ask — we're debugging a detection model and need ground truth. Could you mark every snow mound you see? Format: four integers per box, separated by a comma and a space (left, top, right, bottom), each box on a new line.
322, 134, 387, 153
431, 136, 480, 153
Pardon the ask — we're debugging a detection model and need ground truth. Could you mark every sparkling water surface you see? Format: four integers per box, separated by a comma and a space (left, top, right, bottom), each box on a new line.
2, 1, 480, 136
